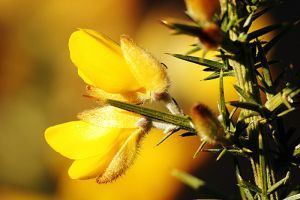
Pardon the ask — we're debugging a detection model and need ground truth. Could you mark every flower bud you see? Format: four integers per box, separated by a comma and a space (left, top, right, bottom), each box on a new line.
198, 23, 223, 50
191, 103, 225, 144
185, 0, 220, 24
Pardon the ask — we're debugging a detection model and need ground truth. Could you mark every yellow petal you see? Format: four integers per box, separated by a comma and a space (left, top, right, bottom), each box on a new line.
78, 106, 142, 129
45, 121, 124, 159
120, 35, 169, 97
68, 128, 139, 180
69, 29, 141, 93
85, 85, 146, 104
97, 128, 146, 183
68, 148, 114, 180
78, 69, 94, 85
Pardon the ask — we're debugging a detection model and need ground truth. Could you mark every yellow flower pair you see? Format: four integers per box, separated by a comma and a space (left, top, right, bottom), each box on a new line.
45, 29, 169, 182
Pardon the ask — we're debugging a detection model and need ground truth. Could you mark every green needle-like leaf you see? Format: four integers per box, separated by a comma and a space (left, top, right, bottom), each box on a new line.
216, 148, 227, 161
238, 181, 262, 194
233, 85, 258, 103
186, 45, 202, 55
203, 71, 235, 80
219, 69, 230, 129
293, 144, 300, 157
107, 99, 195, 132
243, 13, 253, 28
255, 60, 280, 69
277, 107, 296, 118
235, 160, 255, 200
267, 171, 290, 195
202, 148, 246, 157
169, 54, 223, 70
283, 194, 300, 200
229, 107, 238, 119
171, 169, 205, 190
156, 128, 179, 146
161, 20, 200, 36
248, 23, 283, 41
252, 5, 275, 22
180, 132, 197, 137
265, 87, 300, 112
258, 134, 267, 197
171, 169, 229, 199
193, 141, 206, 159
257, 40, 274, 99
229, 101, 265, 114
234, 120, 248, 137
203, 67, 216, 72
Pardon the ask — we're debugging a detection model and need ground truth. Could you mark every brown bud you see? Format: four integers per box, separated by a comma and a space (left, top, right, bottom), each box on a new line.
198, 23, 223, 50
185, 0, 220, 24
191, 103, 225, 144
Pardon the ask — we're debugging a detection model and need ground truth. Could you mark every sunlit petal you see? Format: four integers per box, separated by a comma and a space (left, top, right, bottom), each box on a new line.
97, 129, 146, 183
68, 128, 139, 180
120, 35, 169, 97
45, 121, 124, 159
85, 85, 145, 104
68, 148, 115, 180
78, 106, 142, 129
69, 29, 141, 93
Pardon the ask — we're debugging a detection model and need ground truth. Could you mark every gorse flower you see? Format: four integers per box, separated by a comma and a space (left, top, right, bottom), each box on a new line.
45, 106, 150, 183
45, 29, 171, 183
69, 29, 169, 104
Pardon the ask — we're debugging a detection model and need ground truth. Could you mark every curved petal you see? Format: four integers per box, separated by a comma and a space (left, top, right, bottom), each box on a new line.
78, 69, 94, 85
69, 29, 141, 93
78, 106, 142, 128
68, 150, 113, 180
97, 128, 147, 183
120, 35, 169, 97
68, 128, 138, 180
45, 121, 124, 159
85, 85, 145, 104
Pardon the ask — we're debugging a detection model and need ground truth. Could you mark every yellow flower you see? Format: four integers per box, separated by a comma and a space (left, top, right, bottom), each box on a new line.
69, 29, 169, 103
185, 0, 220, 24
45, 106, 150, 183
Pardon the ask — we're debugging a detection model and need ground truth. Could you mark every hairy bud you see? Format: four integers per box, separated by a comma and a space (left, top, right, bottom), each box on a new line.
191, 103, 225, 144
185, 0, 220, 24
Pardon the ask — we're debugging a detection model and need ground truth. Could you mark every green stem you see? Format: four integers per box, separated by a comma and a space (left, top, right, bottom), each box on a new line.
259, 132, 268, 199
230, 42, 277, 199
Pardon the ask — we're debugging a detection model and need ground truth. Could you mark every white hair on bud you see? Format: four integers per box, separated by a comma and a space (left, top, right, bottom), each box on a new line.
136, 118, 151, 132
152, 121, 178, 133
217, 115, 223, 123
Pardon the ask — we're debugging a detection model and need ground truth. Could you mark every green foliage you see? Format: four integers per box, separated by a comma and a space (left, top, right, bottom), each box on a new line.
108, 0, 300, 199
169, 54, 224, 70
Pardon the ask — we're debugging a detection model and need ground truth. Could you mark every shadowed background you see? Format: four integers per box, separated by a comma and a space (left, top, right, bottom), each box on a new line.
0, 0, 299, 199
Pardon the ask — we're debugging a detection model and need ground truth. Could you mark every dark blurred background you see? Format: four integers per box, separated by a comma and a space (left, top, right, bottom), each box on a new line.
0, 0, 299, 199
